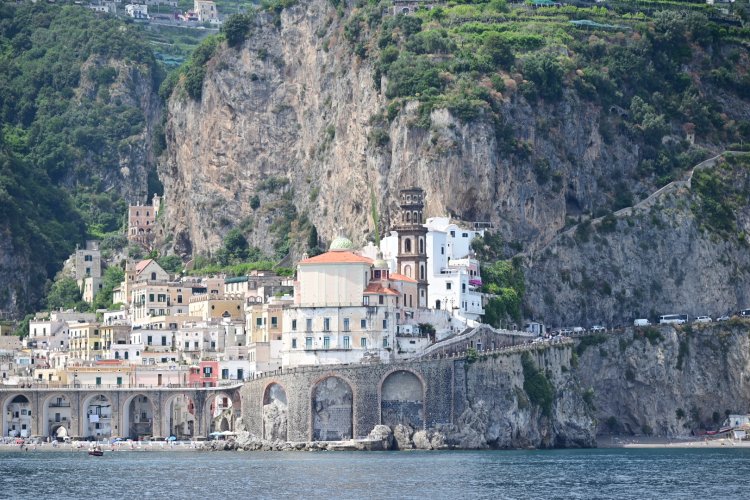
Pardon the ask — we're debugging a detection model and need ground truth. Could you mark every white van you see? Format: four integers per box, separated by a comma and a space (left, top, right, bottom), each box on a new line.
634, 318, 650, 326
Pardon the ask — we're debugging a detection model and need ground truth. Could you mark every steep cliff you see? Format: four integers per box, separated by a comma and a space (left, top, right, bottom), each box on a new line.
523, 152, 750, 327
161, 0, 642, 258
161, 1, 750, 327
575, 322, 750, 437
0, 4, 162, 318
446, 344, 595, 448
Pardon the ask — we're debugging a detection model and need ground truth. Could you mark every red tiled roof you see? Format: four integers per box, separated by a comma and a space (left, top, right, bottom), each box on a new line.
135, 259, 155, 273
390, 273, 417, 283
363, 283, 400, 296
299, 251, 373, 265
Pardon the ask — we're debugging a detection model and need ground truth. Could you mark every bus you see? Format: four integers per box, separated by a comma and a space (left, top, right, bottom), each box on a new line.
659, 314, 688, 324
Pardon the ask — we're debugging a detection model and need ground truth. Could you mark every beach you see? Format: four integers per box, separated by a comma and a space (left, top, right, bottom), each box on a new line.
598, 436, 750, 449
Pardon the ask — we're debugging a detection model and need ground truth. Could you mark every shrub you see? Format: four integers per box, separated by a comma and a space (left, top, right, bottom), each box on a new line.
222, 13, 255, 48
522, 53, 564, 101
522, 352, 554, 417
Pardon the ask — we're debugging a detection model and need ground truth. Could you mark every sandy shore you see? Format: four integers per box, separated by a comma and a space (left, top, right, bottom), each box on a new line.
597, 436, 750, 449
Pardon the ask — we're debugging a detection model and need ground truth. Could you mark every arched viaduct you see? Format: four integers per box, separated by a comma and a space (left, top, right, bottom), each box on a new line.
0, 385, 242, 440
241, 357, 462, 442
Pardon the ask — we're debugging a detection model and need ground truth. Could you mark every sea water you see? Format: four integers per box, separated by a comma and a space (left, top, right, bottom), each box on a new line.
1, 448, 748, 499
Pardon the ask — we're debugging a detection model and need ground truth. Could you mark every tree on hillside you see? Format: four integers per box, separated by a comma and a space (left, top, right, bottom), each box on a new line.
46, 277, 83, 311
92, 266, 125, 310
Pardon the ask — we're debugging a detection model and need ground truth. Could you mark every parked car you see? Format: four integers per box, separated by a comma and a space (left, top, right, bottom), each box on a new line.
590, 325, 606, 333
695, 316, 712, 323
634, 318, 650, 326
572, 326, 585, 333
717, 315, 731, 322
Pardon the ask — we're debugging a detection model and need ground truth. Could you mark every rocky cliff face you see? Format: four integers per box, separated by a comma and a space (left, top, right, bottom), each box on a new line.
446, 345, 595, 449
575, 323, 750, 437
523, 153, 750, 328
161, 0, 641, 259
161, 0, 750, 327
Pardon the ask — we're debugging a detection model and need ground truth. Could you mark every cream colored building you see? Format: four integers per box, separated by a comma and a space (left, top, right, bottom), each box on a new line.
68, 322, 103, 362
281, 237, 397, 367
188, 295, 243, 322
194, 0, 218, 21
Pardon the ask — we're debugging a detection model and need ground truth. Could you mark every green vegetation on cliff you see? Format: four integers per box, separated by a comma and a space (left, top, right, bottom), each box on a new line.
0, 3, 162, 316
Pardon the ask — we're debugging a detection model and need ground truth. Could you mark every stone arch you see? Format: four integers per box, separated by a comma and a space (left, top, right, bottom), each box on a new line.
404, 238, 412, 253
122, 393, 155, 440
82, 394, 113, 439
2, 393, 33, 438
311, 375, 354, 441
41, 393, 73, 439
162, 393, 196, 439
207, 391, 237, 434
379, 369, 425, 430
262, 382, 288, 441
403, 264, 413, 278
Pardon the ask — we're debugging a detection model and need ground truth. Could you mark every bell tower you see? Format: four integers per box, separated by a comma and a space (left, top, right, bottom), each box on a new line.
395, 187, 428, 308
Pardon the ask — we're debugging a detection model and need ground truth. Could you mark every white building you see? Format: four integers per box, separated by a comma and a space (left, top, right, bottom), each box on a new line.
125, 4, 149, 19
380, 215, 485, 322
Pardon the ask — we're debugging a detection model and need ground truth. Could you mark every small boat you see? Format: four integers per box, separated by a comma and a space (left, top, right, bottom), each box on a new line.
88, 446, 104, 457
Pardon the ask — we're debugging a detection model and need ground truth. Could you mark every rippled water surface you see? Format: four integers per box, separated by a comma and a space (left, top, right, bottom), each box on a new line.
1, 448, 749, 499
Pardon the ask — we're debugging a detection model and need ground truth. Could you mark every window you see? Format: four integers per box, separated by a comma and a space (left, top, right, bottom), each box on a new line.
292, 338, 297, 349
360, 337, 367, 348
291, 319, 297, 331
462, 283, 466, 293
149, 294, 155, 302
343, 318, 350, 332
237, 369, 244, 380
95, 377, 102, 386
256, 318, 263, 327
343, 336, 350, 349
383, 320, 388, 329
161, 336, 167, 346
222, 369, 229, 379
379, 295, 384, 305
85, 255, 93, 262
271, 316, 278, 327
116, 377, 122, 386
360, 319, 367, 329
383, 338, 388, 347
363, 296, 369, 305
203, 366, 213, 376
405, 238, 412, 253
184, 341, 189, 349
450, 230, 455, 237
323, 336, 330, 349
147, 336, 152, 345
447, 282, 452, 290
306, 318, 313, 332
323, 318, 331, 332
86, 267, 91, 276
305, 337, 312, 349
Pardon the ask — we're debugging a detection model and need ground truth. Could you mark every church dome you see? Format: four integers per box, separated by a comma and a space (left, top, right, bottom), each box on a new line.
329, 236, 354, 251
373, 251, 389, 269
